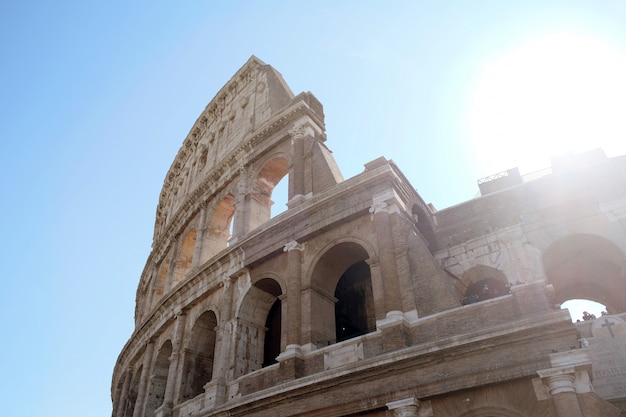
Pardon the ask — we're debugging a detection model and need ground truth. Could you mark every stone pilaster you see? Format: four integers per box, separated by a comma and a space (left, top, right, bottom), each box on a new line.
163, 242, 179, 293
143, 269, 158, 319
538, 367, 584, 417
163, 312, 186, 411
284, 240, 304, 347
191, 204, 207, 269
369, 196, 402, 314
132, 341, 155, 417
288, 125, 306, 205
214, 271, 243, 391
231, 168, 249, 241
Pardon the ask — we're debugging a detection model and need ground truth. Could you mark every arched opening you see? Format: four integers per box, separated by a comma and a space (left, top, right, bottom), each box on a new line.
270, 174, 289, 218
234, 278, 283, 376
249, 157, 289, 229
201, 194, 235, 261
180, 311, 218, 402
543, 234, 626, 315
172, 229, 196, 286
145, 341, 172, 417
310, 242, 374, 346
561, 299, 607, 322
334, 260, 375, 343
458, 266, 510, 305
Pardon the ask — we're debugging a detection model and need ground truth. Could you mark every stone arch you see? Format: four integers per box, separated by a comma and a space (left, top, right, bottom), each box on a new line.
233, 277, 283, 377
309, 241, 374, 346
145, 340, 172, 417
201, 193, 236, 262
543, 233, 626, 314
150, 260, 169, 310
457, 265, 511, 305
180, 310, 218, 402
248, 155, 290, 229
172, 228, 196, 286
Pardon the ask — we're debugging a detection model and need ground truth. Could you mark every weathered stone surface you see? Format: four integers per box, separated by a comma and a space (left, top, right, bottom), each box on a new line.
112, 58, 626, 417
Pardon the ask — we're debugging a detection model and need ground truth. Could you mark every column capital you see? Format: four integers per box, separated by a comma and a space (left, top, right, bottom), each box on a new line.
387, 397, 432, 417
538, 367, 577, 395
288, 116, 323, 140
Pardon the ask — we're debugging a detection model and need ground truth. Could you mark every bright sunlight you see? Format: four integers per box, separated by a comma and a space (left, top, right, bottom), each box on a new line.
469, 33, 626, 175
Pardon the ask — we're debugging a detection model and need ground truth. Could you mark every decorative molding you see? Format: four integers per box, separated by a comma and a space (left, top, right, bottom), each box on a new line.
288, 116, 323, 140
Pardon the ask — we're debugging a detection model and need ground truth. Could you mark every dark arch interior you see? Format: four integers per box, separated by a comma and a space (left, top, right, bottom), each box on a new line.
181, 311, 217, 401
334, 260, 375, 343
462, 277, 510, 305
263, 298, 281, 366
255, 278, 282, 368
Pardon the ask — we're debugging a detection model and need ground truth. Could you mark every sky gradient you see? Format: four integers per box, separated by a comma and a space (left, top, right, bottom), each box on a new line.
2, 2, 626, 416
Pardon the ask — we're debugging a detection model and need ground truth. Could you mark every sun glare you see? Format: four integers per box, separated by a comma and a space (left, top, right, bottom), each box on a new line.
469, 33, 626, 175
561, 299, 607, 323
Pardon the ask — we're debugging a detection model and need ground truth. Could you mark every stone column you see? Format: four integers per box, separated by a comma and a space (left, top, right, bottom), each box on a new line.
132, 341, 155, 417
369, 198, 403, 315
191, 204, 207, 269
284, 240, 304, 348
387, 398, 433, 417
114, 368, 132, 417
163, 312, 187, 409
539, 367, 584, 417
232, 168, 249, 241
288, 126, 306, 202
214, 270, 242, 387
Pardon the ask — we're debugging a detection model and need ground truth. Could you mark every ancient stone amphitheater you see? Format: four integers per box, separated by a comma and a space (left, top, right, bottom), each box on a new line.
112, 57, 626, 417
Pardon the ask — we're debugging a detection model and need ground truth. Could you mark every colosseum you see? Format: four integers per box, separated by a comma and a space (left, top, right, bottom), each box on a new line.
112, 56, 626, 417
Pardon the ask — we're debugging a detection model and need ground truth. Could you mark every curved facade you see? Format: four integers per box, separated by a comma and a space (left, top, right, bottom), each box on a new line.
112, 57, 626, 417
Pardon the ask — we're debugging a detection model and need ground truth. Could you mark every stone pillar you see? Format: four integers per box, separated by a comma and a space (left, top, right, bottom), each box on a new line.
369, 197, 403, 315
365, 257, 387, 321
232, 168, 249, 241
214, 270, 242, 389
144, 270, 158, 317
132, 341, 155, 417
539, 367, 584, 417
163, 243, 179, 292
114, 368, 132, 417
392, 217, 417, 315
163, 312, 187, 409
284, 240, 304, 347
191, 204, 207, 269
288, 126, 306, 204
276, 241, 305, 381
387, 398, 433, 417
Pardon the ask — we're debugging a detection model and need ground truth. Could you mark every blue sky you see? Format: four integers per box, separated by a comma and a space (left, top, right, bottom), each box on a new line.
2, 2, 626, 416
